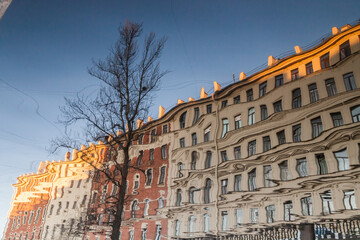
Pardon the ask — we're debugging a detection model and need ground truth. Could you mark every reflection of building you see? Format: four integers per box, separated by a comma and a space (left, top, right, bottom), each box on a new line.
3, 22, 360, 240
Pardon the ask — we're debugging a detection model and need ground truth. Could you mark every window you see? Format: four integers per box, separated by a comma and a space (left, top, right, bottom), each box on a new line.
155, 225, 162, 240
203, 214, 210, 232
263, 136, 271, 152
234, 174, 242, 192
344, 190, 357, 210
331, 112, 343, 127
111, 184, 118, 196
205, 151, 212, 169
206, 104, 212, 114
159, 166, 166, 184
308, 83, 319, 103
259, 81, 267, 97
180, 112, 187, 129
306, 62, 313, 75
266, 205, 275, 223
248, 107, 255, 125
131, 200, 137, 218
191, 133, 197, 146
340, 40, 351, 60
158, 198, 164, 209
221, 211, 228, 231
250, 208, 258, 223
137, 151, 143, 166
163, 124, 168, 134
236, 209, 243, 226
221, 179, 228, 195
204, 179, 211, 203
138, 133, 144, 144
221, 151, 228, 162
234, 115, 242, 129
284, 201, 294, 221
248, 169, 256, 191
260, 105, 268, 120
177, 163, 183, 178
296, 158, 308, 177
301, 196, 313, 216
292, 88, 302, 109
344, 72, 357, 91
144, 199, 149, 216
191, 151, 197, 170
141, 227, 147, 240
277, 130, 286, 145
179, 138, 185, 148
325, 78, 337, 96
248, 140, 256, 156
174, 220, 180, 236
188, 216, 195, 235
145, 169, 152, 186
192, 107, 200, 125
311, 117, 323, 138
133, 175, 140, 190
234, 146, 241, 160
129, 230, 134, 240
204, 126, 211, 142
176, 189, 182, 206
351, 105, 360, 122
273, 100, 282, 113
279, 160, 290, 180
320, 52, 330, 69
149, 149, 154, 161
292, 124, 301, 142
275, 74, 284, 88
320, 190, 334, 215
151, 129, 156, 143
264, 165, 273, 187
247, 89, 253, 102
316, 154, 328, 175
221, 118, 229, 138
189, 187, 196, 204
334, 149, 349, 171
233, 95, 240, 104
291, 68, 299, 81
161, 144, 167, 159
221, 100, 228, 108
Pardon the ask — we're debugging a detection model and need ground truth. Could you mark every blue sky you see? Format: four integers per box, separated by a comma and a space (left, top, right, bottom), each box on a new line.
1, 0, 360, 233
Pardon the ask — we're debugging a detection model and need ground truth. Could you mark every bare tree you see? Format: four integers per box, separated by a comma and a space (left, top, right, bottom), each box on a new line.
53, 22, 167, 240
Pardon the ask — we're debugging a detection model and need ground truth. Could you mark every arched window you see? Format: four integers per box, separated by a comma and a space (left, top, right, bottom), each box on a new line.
204, 179, 211, 203
174, 220, 180, 236
191, 152, 197, 170
176, 189, 182, 206
178, 163, 183, 178
248, 108, 255, 125
188, 215, 195, 235
203, 214, 210, 232
180, 112, 187, 129
189, 187, 196, 204
144, 199, 150, 216
205, 151, 212, 169
145, 169, 152, 186
158, 198, 164, 209
131, 200, 138, 218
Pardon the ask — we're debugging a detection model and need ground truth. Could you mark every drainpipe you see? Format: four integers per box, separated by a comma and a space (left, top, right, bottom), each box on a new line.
212, 93, 220, 237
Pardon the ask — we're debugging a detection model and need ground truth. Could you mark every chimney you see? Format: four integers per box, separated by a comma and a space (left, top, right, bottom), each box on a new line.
213, 81, 221, 92
158, 106, 165, 119
239, 72, 246, 81
200, 87, 208, 99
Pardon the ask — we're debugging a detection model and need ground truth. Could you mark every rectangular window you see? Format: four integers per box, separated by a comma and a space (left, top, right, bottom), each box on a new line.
204, 126, 211, 142
311, 117, 323, 138
296, 158, 308, 177
259, 81, 267, 97
161, 145, 167, 159
250, 208, 258, 223
206, 104, 212, 114
292, 88, 302, 109
284, 201, 294, 221
234, 146, 241, 160
233, 95, 240, 104
273, 100, 282, 113
159, 166, 166, 184
277, 130, 286, 145
325, 78, 337, 96
320, 52, 330, 69
191, 133, 197, 146
351, 105, 360, 122
275, 74, 284, 88
221, 211, 228, 231
264, 165, 273, 187
263, 136, 271, 152
266, 205, 275, 223
308, 83, 319, 103
261, 105, 268, 120
331, 112, 343, 127
248, 140, 256, 156
193, 107, 200, 125
248, 169, 256, 191
150, 149, 154, 161
320, 190, 334, 215
279, 161, 290, 180
316, 153, 328, 175
234, 174, 242, 192
151, 129, 156, 143
306, 62, 313, 75
334, 148, 349, 171
221, 100, 228, 109
163, 124, 168, 134
292, 124, 301, 142
179, 138, 185, 148
340, 40, 351, 60
234, 115, 242, 129
221, 179, 228, 195
236, 209, 243, 226
137, 151, 143, 166
221, 151, 228, 162
343, 190, 357, 210
221, 119, 229, 138
301, 196, 313, 216
246, 89, 253, 102
344, 72, 357, 91
248, 108, 255, 125
291, 68, 299, 80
